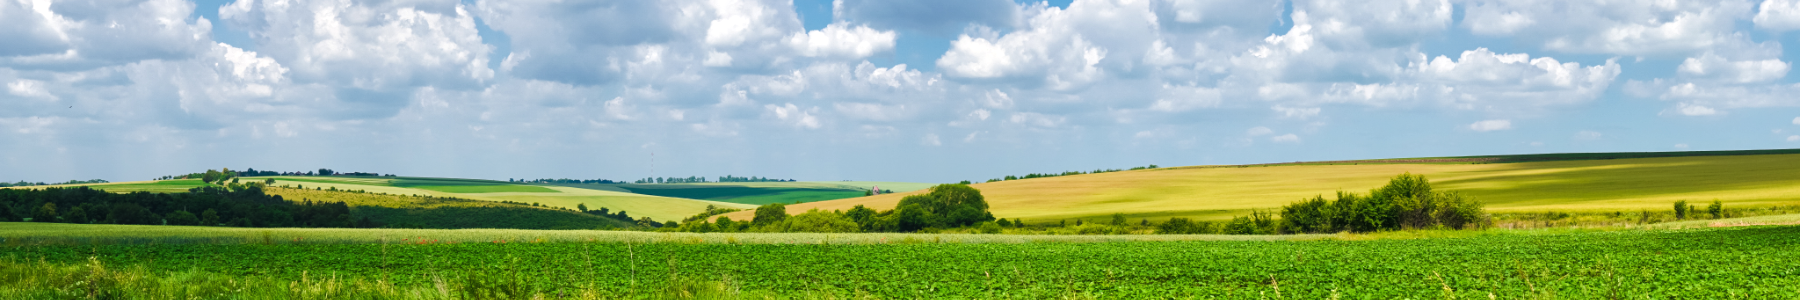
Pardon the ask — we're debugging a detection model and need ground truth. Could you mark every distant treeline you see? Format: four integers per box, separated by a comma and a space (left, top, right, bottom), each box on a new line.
0, 184, 375, 228
630, 176, 796, 184
0, 179, 108, 187
975, 165, 1159, 183
157, 168, 394, 180
669, 184, 997, 233
510, 178, 623, 184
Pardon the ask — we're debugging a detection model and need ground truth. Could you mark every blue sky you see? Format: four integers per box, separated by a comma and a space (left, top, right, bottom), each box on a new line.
4, 0, 1800, 184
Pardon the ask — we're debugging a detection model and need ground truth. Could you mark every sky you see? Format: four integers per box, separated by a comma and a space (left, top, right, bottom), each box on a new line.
4, 0, 1800, 184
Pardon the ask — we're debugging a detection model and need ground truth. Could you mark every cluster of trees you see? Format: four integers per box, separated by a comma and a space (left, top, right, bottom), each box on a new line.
510, 178, 623, 184
0, 179, 108, 187
1150, 173, 1488, 234
634, 176, 711, 184
979, 165, 1159, 183
574, 204, 640, 225
0, 184, 376, 228
670, 184, 996, 233
1673, 200, 1728, 220
160, 168, 392, 181
630, 176, 797, 184
716, 176, 795, 183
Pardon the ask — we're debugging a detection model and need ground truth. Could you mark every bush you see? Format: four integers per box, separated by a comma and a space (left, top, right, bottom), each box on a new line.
1155, 217, 1212, 234
1277, 173, 1488, 233
1707, 200, 1723, 219
166, 210, 199, 226
1674, 200, 1689, 220
752, 203, 787, 226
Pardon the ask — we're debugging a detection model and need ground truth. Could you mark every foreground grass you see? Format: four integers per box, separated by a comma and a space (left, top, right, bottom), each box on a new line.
3, 224, 1796, 299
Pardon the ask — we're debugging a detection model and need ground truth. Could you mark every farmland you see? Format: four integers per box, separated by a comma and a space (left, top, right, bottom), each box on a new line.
596, 181, 933, 205
254, 176, 754, 222
2, 222, 1797, 298
730, 153, 1800, 223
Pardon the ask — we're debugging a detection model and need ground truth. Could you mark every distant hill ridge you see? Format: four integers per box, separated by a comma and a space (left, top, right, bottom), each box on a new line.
1200, 148, 1800, 168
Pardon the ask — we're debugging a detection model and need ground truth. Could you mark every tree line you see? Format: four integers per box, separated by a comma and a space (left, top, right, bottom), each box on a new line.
0, 184, 376, 228
511, 178, 623, 184
158, 168, 394, 180
667, 184, 997, 233
974, 164, 1159, 183
0, 179, 108, 187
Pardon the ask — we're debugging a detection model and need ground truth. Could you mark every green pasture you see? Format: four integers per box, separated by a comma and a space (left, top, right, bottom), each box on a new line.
751, 153, 1800, 223
2, 222, 1796, 298
3, 179, 211, 193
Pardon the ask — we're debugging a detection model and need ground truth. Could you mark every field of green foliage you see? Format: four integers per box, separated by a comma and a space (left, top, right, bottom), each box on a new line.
2, 223, 1796, 299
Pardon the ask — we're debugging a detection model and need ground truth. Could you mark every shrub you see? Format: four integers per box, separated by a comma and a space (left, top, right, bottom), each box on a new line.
771, 209, 860, 233
30, 202, 57, 222
1707, 200, 1723, 219
1109, 213, 1127, 226
166, 210, 200, 226
1156, 217, 1213, 234
1674, 200, 1689, 220
752, 203, 787, 226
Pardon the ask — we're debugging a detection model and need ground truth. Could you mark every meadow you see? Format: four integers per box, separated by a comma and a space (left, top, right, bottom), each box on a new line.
561, 181, 934, 206
255, 176, 753, 222
728, 153, 1800, 223
2, 222, 1796, 299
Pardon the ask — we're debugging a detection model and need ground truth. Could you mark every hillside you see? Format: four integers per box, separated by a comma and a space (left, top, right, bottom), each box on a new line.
255, 176, 754, 222
562, 181, 936, 205
721, 151, 1800, 224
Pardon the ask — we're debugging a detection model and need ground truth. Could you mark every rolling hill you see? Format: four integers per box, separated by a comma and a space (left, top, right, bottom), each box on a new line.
721, 150, 1800, 224
253, 176, 755, 222
560, 181, 936, 206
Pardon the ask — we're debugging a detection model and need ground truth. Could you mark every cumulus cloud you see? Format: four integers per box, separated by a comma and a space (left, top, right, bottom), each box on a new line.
764, 103, 822, 129
1755, 0, 1800, 31
1269, 133, 1300, 143
1462, 0, 1770, 57
1575, 130, 1603, 140
937, 0, 1155, 91
786, 23, 897, 58
223, 0, 493, 90
1469, 119, 1512, 131
0, 0, 214, 68
1676, 52, 1790, 83
834, 0, 1019, 34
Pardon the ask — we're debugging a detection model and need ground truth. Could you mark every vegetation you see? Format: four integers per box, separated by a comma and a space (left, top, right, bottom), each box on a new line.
511, 178, 624, 184
615, 185, 865, 205
675, 184, 996, 233
766, 153, 1800, 223
0, 184, 372, 228
0, 179, 107, 187
983, 164, 1158, 183
1, 224, 1795, 298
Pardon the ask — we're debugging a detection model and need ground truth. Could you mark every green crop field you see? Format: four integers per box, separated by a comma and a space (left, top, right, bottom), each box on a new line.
245, 177, 751, 222
734, 153, 1800, 223
2, 222, 1795, 298
2, 179, 211, 193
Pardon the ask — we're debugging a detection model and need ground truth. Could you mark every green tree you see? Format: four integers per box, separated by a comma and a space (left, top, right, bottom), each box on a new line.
264, 178, 276, 185
771, 209, 860, 233
166, 210, 199, 226
31, 202, 57, 222
200, 209, 220, 226
577, 203, 588, 212
1109, 213, 1127, 226
1707, 200, 1723, 219
1673, 200, 1689, 220
202, 169, 221, 184
62, 206, 87, 224
108, 203, 159, 225
752, 203, 787, 226
844, 205, 878, 230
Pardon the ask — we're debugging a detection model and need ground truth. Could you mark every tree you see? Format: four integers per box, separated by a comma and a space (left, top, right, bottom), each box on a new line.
31, 202, 57, 222
201, 209, 220, 226
62, 206, 87, 224
844, 205, 877, 230
264, 178, 276, 185
1109, 213, 1127, 226
577, 203, 589, 212
771, 209, 859, 233
202, 169, 221, 184
166, 210, 199, 226
1674, 200, 1689, 220
1707, 200, 1723, 219
108, 203, 159, 225
753, 203, 788, 226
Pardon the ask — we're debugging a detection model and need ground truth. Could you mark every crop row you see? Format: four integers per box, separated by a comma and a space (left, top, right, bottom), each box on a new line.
6, 226, 1799, 299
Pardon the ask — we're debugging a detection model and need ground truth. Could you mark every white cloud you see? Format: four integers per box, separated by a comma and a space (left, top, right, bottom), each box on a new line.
1270, 133, 1300, 143
1271, 105, 1321, 119
224, 0, 494, 89
6, 80, 54, 100
1675, 103, 1720, 116
1246, 126, 1273, 136
1676, 52, 1790, 83
764, 103, 821, 129
1789, 135, 1800, 142
1755, 0, 1800, 31
1462, 0, 1768, 57
1149, 84, 1222, 112
786, 23, 896, 59
1674, 143, 1689, 149
1793, 116, 1800, 125
1575, 130, 1602, 140
1469, 119, 1512, 131
936, 0, 1155, 91
922, 133, 942, 146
